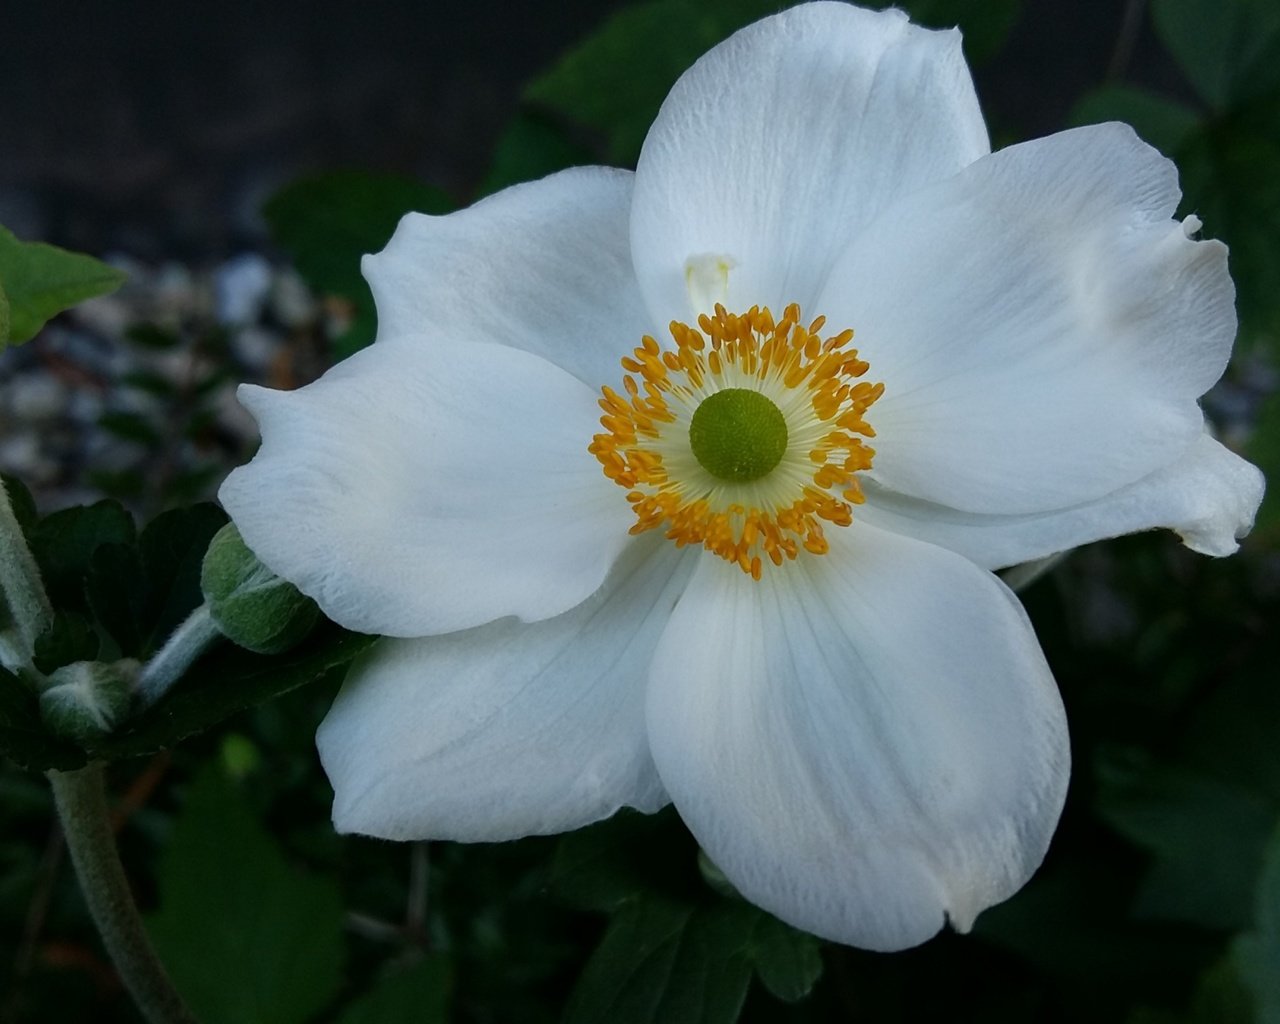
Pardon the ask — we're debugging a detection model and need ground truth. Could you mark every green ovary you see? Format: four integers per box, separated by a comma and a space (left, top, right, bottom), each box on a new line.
688, 388, 788, 483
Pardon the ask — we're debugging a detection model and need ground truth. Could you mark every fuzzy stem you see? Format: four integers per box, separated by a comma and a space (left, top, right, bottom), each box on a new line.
0, 477, 53, 673
48, 763, 198, 1024
135, 605, 222, 707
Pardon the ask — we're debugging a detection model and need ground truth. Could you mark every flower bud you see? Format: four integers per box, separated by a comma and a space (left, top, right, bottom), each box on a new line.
201, 523, 319, 654
40, 659, 137, 741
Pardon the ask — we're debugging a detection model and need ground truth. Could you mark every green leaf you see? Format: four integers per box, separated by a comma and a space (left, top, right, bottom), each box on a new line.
0, 474, 37, 536
549, 809, 688, 912
0, 666, 86, 772
137, 503, 227, 649
0, 225, 126, 346
335, 957, 453, 1024
565, 895, 821, 1024
1070, 85, 1203, 156
147, 763, 345, 1024
32, 611, 100, 675
526, 0, 778, 165
30, 501, 136, 612
1096, 753, 1276, 929
479, 113, 595, 197
1152, 0, 1280, 110
89, 626, 376, 760
263, 171, 452, 353
1233, 819, 1280, 1023
0, 282, 9, 346
901, 0, 1022, 64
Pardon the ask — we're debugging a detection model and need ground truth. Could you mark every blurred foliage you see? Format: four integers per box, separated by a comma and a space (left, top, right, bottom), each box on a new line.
2, 0, 1279, 1022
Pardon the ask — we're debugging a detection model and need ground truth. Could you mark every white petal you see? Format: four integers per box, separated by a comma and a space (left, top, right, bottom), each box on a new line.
630, 2, 988, 324
219, 336, 633, 637
647, 524, 1069, 951
822, 123, 1235, 514
858, 431, 1265, 569
317, 534, 694, 841
364, 166, 652, 389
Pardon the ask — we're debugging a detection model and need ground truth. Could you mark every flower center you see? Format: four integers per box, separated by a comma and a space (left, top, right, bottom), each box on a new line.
590, 303, 883, 579
688, 388, 788, 482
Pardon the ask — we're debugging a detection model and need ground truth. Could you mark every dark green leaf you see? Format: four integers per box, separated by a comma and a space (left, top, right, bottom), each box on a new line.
1233, 820, 1280, 1023
32, 611, 99, 675
0, 225, 126, 347
901, 0, 1022, 64
85, 543, 147, 655
745, 913, 822, 1003
549, 809, 688, 912
1070, 85, 1203, 156
1096, 752, 1276, 929
89, 626, 376, 760
479, 113, 595, 197
0, 474, 37, 536
565, 894, 820, 1024
263, 170, 452, 354
0, 667, 86, 772
526, 0, 778, 164
147, 763, 345, 1024
138, 503, 227, 649
0, 283, 9, 347
30, 501, 136, 611
336, 957, 453, 1024
1152, 0, 1280, 110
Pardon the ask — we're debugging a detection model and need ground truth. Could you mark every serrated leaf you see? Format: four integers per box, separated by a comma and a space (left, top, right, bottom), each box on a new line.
1071, 85, 1203, 156
565, 894, 821, 1024
263, 171, 452, 354
1152, 0, 1280, 110
147, 763, 345, 1024
0, 667, 86, 772
0, 474, 37, 536
335, 957, 453, 1024
0, 225, 126, 346
30, 500, 136, 612
88, 626, 376, 760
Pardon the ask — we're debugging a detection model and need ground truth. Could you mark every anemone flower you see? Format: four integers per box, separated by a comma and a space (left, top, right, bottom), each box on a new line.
220, 1, 1263, 950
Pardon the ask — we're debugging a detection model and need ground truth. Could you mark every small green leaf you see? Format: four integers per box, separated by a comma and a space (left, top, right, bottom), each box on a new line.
0, 666, 87, 772
263, 170, 452, 354
1152, 0, 1280, 110
0, 225, 126, 346
89, 626, 376, 760
336, 957, 453, 1024
745, 913, 822, 1003
147, 763, 345, 1024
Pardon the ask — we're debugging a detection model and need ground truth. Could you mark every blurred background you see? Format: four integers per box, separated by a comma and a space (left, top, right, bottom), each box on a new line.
1, 1, 1278, 1022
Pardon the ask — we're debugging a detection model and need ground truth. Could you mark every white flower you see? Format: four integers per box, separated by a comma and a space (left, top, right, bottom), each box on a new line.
219, 2, 1264, 951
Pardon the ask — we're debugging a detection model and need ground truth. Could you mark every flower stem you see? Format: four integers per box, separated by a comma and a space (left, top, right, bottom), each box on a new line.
47, 763, 198, 1024
0, 477, 53, 673
135, 605, 222, 708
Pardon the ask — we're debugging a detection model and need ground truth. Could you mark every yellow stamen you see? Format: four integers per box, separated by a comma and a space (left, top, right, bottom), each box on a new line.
589, 303, 884, 578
